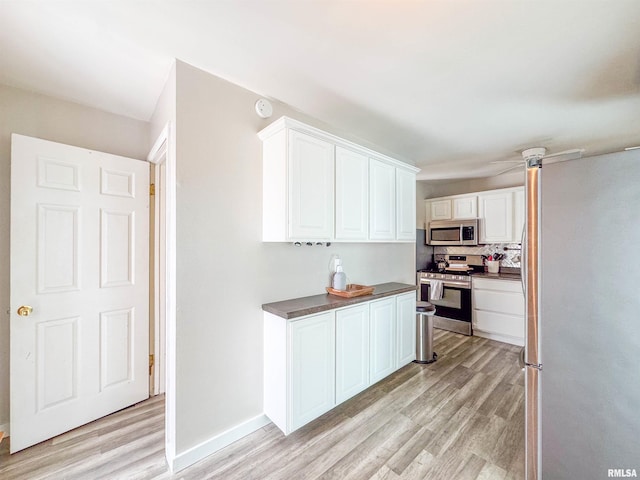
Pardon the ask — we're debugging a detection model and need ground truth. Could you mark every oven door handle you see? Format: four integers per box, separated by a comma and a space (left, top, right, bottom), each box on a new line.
420, 280, 470, 289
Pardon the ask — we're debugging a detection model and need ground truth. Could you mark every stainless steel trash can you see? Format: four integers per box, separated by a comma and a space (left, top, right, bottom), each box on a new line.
415, 301, 437, 364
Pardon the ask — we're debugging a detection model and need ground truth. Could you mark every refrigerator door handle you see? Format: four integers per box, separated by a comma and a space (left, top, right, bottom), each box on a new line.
520, 226, 525, 295
520, 346, 542, 370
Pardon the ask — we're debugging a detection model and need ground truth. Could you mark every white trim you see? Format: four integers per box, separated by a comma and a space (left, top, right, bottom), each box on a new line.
147, 124, 169, 164
147, 121, 177, 469
170, 415, 271, 473
0, 423, 9, 437
473, 329, 524, 347
257, 116, 420, 174
148, 132, 168, 397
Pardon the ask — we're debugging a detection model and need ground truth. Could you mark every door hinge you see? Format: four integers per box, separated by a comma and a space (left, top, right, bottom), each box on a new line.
149, 354, 154, 376
150, 183, 155, 196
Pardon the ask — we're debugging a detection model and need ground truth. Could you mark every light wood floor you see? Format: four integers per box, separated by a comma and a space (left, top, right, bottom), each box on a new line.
0, 330, 524, 479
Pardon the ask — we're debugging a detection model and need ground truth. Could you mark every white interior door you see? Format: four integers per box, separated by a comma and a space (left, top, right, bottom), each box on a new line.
10, 134, 150, 453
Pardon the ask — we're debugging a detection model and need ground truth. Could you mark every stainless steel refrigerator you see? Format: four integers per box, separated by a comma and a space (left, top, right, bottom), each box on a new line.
523, 149, 640, 479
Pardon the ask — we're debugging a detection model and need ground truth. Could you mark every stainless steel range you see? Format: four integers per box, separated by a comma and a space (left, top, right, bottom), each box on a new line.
417, 254, 483, 336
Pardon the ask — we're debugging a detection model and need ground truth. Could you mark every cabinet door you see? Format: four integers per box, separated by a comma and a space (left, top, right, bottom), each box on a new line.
430, 199, 452, 220
473, 310, 524, 340
478, 192, 513, 243
453, 196, 477, 219
396, 292, 416, 367
369, 159, 396, 240
290, 312, 335, 431
369, 297, 396, 383
289, 130, 334, 240
335, 147, 368, 240
396, 169, 416, 241
335, 304, 370, 404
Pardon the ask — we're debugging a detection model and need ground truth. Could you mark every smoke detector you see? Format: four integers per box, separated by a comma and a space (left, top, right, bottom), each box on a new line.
255, 99, 273, 119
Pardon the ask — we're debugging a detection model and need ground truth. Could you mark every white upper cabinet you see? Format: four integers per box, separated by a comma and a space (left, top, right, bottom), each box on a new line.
396, 168, 416, 241
430, 199, 452, 221
478, 191, 513, 243
428, 196, 476, 222
369, 159, 396, 241
427, 187, 524, 243
259, 117, 419, 243
453, 196, 477, 219
261, 127, 333, 242
289, 131, 335, 240
335, 146, 368, 240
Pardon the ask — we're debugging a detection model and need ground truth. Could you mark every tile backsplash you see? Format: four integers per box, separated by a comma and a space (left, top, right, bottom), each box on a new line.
434, 243, 522, 268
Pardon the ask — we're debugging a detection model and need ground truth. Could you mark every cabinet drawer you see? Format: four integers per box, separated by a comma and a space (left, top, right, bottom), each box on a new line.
474, 310, 524, 339
473, 277, 522, 293
473, 289, 524, 316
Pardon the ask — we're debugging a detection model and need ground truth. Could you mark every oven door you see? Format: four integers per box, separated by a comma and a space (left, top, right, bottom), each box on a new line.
418, 282, 471, 322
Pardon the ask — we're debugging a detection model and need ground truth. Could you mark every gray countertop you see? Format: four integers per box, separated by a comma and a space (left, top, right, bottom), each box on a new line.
471, 271, 521, 281
262, 282, 417, 320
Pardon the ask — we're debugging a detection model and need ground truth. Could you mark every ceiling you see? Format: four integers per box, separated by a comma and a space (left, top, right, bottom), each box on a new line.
2, 1, 640, 180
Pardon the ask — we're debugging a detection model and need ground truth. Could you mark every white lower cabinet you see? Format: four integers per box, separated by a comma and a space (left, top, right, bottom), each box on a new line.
290, 312, 336, 431
264, 290, 416, 435
369, 297, 397, 384
264, 310, 336, 435
472, 277, 524, 346
396, 292, 417, 367
336, 304, 370, 404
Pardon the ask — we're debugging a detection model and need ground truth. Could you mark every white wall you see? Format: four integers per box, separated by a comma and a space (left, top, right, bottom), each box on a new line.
416, 181, 430, 229
0, 84, 149, 432
148, 62, 177, 462
150, 63, 176, 146
418, 169, 524, 201
172, 61, 415, 454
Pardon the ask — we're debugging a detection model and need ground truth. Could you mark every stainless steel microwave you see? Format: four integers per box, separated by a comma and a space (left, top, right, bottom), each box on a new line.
427, 219, 478, 246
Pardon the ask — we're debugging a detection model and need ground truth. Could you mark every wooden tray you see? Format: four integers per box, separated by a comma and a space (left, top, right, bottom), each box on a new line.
326, 284, 375, 298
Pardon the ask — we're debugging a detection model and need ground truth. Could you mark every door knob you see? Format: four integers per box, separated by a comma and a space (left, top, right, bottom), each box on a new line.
17, 306, 33, 317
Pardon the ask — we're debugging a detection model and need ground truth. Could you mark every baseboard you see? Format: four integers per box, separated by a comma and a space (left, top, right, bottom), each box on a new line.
473, 330, 524, 347
170, 414, 271, 473
0, 423, 9, 437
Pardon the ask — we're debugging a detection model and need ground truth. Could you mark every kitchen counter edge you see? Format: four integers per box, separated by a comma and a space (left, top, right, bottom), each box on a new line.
471, 271, 521, 281
262, 282, 417, 320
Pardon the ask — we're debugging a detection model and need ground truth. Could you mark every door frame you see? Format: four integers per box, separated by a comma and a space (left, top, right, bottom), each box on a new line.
147, 122, 177, 466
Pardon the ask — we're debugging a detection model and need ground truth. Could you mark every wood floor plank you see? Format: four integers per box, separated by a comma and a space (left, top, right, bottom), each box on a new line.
476, 462, 508, 480
397, 449, 435, 479
454, 453, 487, 480
385, 425, 435, 475
316, 414, 419, 480
0, 331, 525, 480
